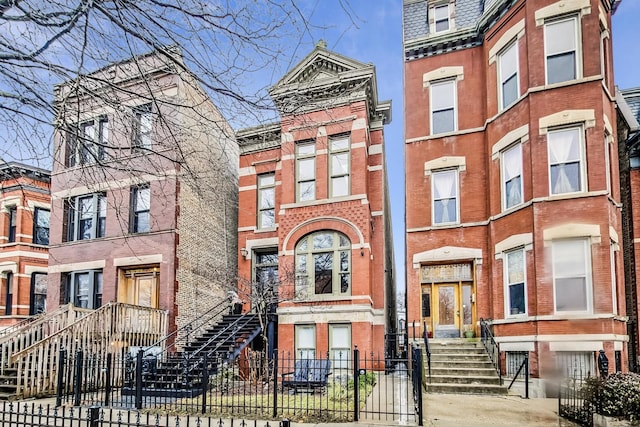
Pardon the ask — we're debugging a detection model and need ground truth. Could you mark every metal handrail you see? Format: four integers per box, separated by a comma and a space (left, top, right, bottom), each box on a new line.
422, 321, 431, 383
507, 354, 529, 398
479, 318, 502, 385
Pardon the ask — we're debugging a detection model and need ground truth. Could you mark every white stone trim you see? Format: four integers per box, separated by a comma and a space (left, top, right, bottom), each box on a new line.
26, 200, 52, 211
368, 165, 383, 172
412, 246, 482, 268
351, 142, 366, 150
494, 233, 533, 256
279, 194, 368, 211
534, 0, 591, 26
239, 185, 257, 192
113, 254, 162, 267
539, 109, 595, 135
609, 226, 619, 244
424, 156, 466, 176
0, 197, 21, 213
243, 237, 279, 260
0, 251, 48, 260
368, 144, 383, 155
239, 166, 256, 177
543, 223, 601, 244
0, 262, 18, 274
371, 211, 383, 217
491, 125, 529, 159
52, 171, 175, 199
281, 217, 365, 253
277, 304, 385, 325
603, 114, 613, 135
488, 19, 525, 64
423, 66, 464, 88
495, 333, 627, 343
549, 341, 603, 351
500, 342, 535, 352
24, 265, 47, 275
49, 260, 106, 273
352, 118, 367, 130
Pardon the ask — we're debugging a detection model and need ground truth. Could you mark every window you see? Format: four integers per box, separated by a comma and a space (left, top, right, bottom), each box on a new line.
548, 127, 584, 195
295, 324, 316, 360
329, 135, 350, 197
499, 42, 519, 109
422, 289, 431, 318
610, 243, 618, 315
66, 117, 108, 166
33, 208, 50, 245
502, 143, 523, 209
130, 185, 150, 233
257, 174, 275, 229
62, 270, 103, 309
253, 250, 278, 308
295, 231, 351, 298
329, 324, 351, 368
296, 142, 316, 202
30, 273, 47, 315
557, 351, 594, 380
3, 272, 12, 315
432, 169, 459, 224
545, 16, 578, 84
505, 248, 526, 316
430, 80, 456, 134
7, 206, 16, 243
433, 4, 450, 32
553, 239, 591, 313
506, 351, 528, 377
65, 193, 106, 241
600, 30, 610, 88
133, 103, 153, 150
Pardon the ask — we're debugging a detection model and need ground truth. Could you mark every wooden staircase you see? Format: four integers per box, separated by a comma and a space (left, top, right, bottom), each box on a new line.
424, 339, 507, 394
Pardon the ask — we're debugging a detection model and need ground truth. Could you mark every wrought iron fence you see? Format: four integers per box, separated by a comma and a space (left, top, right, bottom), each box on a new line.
0, 401, 290, 427
558, 376, 595, 427
55, 347, 421, 424
479, 318, 502, 385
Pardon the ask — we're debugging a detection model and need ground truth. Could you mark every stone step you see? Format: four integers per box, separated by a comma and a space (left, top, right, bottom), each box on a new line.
427, 375, 501, 385
429, 367, 498, 376
425, 382, 508, 395
431, 353, 491, 361
429, 360, 494, 369
428, 347, 486, 354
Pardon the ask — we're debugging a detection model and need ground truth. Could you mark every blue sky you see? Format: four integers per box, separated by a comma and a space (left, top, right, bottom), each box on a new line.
294, 0, 640, 295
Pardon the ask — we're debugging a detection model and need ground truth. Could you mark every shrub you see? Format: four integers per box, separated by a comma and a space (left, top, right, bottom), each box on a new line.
583, 373, 640, 420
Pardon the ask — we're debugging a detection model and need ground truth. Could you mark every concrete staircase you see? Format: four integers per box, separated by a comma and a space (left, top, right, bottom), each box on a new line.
424, 339, 507, 394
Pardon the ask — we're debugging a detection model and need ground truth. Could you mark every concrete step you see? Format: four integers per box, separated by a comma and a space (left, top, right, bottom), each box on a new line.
429, 360, 494, 369
431, 353, 492, 361
428, 347, 486, 354
429, 367, 498, 376
428, 375, 502, 385
425, 382, 508, 395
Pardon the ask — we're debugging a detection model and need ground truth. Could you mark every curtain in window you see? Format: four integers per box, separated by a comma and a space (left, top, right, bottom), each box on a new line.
503, 145, 522, 208
297, 326, 315, 360
549, 129, 580, 194
433, 170, 457, 223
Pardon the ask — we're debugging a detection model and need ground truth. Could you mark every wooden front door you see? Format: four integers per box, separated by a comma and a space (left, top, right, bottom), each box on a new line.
433, 284, 460, 338
118, 267, 159, 308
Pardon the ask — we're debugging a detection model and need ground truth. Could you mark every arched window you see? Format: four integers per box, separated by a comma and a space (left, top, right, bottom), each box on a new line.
295, 231, 351, 298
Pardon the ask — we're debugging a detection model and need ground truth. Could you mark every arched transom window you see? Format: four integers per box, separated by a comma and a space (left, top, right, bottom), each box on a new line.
296, 231, 351, 297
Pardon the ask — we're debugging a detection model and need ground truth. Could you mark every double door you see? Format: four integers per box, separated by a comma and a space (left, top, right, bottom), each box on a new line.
422, 282, 474, 338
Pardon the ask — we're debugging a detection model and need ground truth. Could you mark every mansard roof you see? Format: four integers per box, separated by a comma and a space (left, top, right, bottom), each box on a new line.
268, 41, 391, 125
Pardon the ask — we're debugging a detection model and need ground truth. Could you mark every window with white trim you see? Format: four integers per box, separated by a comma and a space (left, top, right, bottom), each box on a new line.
296, 141, 316, 202
498, 41, 519, 109
30, 272, 47, 315
33, 207, 50, 245
556, 351, 595, 380
130, 185, 150, 233
329, 135, 350, 198
505, 248, 526, 316
432, 169, 459, 225
295, 231, 351, 298
257, 173, 275, 229
545, 16, 579, 85
430, 80, 456, 135
553, 239, 591, 313
610, 242, 618, 315
548, 127, 585, 195
295, 324, 316, 360
501, 143, 523, 210
329, 324, 351, 368
433, 4, 450, 33
64, 193, 106, 241
7, 206, 16, 243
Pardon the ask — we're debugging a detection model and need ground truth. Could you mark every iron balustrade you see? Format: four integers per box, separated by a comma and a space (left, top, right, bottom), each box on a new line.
479, 318, 502, 385
422, 321, 431, 384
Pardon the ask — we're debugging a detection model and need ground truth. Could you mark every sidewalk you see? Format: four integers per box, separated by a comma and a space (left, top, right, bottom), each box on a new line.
423, 393, 579, 427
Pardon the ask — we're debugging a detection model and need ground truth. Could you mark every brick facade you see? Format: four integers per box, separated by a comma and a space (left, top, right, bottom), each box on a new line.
0, 163, 50, 326
404, 0, 626, 386
47, 49, 238, 334
236, 44, 395, 359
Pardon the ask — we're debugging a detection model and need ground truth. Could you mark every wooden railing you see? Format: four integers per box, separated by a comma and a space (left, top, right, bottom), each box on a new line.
10, 302, 167, 398
0, 304, 92, 375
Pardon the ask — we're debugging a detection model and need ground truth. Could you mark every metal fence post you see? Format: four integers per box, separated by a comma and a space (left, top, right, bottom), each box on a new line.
201, 355, 208, 414
87, 405, 100, 427
105, 353, 112, 407
353, 346, 360, 422
135, 350, 143, 410
524, 354, 529, 399
415, 346, 424, 426
55, 348, 67, 407
272, 350, 278, 419
73, 350, 83, 406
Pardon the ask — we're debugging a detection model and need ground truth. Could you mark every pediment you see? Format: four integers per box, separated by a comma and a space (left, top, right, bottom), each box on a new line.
272, 42, 371, 89
412, 246, 483, 268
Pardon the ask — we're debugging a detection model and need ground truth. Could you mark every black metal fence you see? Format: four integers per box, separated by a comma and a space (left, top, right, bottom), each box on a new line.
55, 347, 422, 424
558, 376, 595, 427
0, 401, 289, 427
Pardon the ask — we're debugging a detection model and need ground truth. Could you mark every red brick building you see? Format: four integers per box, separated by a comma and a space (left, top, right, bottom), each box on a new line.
236, 43, 395, 359
403, 0, 625, 391
0, 162, 50, 326
47, 49, 238, 333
